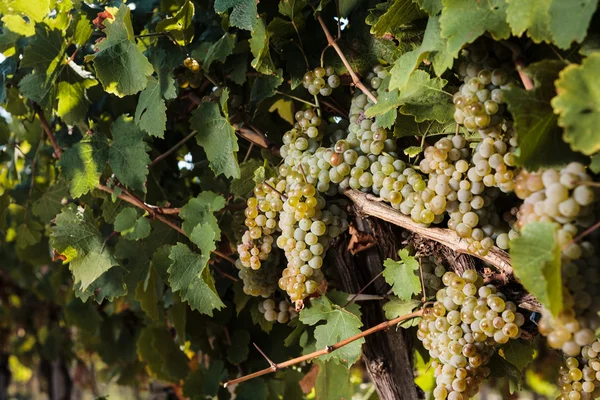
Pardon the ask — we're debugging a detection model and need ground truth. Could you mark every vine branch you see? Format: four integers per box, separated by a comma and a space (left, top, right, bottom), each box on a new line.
151, 131, 198, 168
315, 15, 378, 104
345, 189, 513, 278
223, 309, 424, 388
33, 104, 62, 158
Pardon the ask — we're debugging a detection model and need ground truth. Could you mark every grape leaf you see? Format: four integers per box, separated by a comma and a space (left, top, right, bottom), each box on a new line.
382, 297, 421, 327
299, 296, 364, 367
249, 17, 276, 75
50, 205, 118, 291
73, 14, 93, 46
73, 266, 128, 303
548, 0, 598, 49
32, 181, 68, 223
370, 0, 425, 38
510, 222, 562, 317
182, 369, 205, 399
135, 267, 160, 321
412, 0, 442, 15
214, 0, 257, 31
230, 159, 264, 196
488, 353, 523, 394
168, 238, 225, 315
109, 116, 151, 192
501, 339, 535, 371
170, 297, 187, 344
3, 0, 51, 22
504, 60, 580, 169
16, 222, 42, 249
89, 4, 153, 97
64, 298, 101, 335
591, 154, 600, 174
552, 53, 600, 156
114, 208, 151, 240
179, 191, 226, 237
389, 16, 454, 91
189, 101, 240, 179
59, 132, 109, 198
439, 0, 511, 57
505, 0, 552, 43
134, 78, 168, 138
198, 33, 236, 71
250, 73, 284, 104
137, 325, 190, 383
251, 302, 274, 333
156, 0, 195, 45
279, 0, 308, 18
382, 249, 421, 301
56, 62, 98, 125
226, 330, 250, 364
1, 15, 34, 37
314, 359, 353, 400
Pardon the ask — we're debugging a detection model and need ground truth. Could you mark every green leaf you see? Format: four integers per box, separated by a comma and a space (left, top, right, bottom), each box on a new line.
170, 297, 187, 344
114, 208, 151, 240
501, 339, 535, 371
32, 180, 68, 223
51, 205, 118, 292
249, 17, 276, 75
59, 133, 109, 198
16, 222, 42, 249
382, 297, 420, 322
168, 241, 225, 315
552, 53, 600, 156
56, 62, 98, 125
182, 369, 204, 399
89, 5, 154, 97
234, 379, 268, 400
591, 154, 600, 174
389, 16, 454, 91
190, 101, 240, 179
393, 113, 459, 138
505, 60, 580, 169
73, 14, 93, 46
1, 15, 34, 37
214, 0, 258, 31
299, 296, 364, 367
505, 0, 552, 43
64, 298, 101, 335
156, 0, 195, 45
439, 0, 511, 57
412, 0, 442, 15
199, 33, 236, 71
510, 222, 562, 317
135, 267, 160, 321
109, 116, 151, 192
279, 0, 307, 18
370, 0, 425, 38
134, 78, 167, 138
74, 267, 127, 303
548, 0, 598, 49
250, 73, 284, 104
489, 353, 523, 394
227, 330, 250, 364
230, 158, 264, 196
382, 249, 422, 300
179, 191, 226, 237
137, 325, 190, 383
314, 359, 352, 400
4, 0, 51, 22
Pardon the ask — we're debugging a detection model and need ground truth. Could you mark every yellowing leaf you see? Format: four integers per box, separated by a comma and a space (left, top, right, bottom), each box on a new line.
382, 249, 421, 300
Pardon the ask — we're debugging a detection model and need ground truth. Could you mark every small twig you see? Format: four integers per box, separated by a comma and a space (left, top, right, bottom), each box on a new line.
298, 164, 308, 183
150, 131, 198, 168
253, 343, 277, 371
343, 270, 384, 308
320, 99, 348, 117
33, 104, 62, 157
515, 59, 534, 91
135, 32, 169, 38
101, 231, 120, 253
345, 189, 513, 277
223, 309, 424, 387
564, 220, 600, 250
315, 15, 377, 104
418, 257, 426, 303
24, 139, 44, 222
275, 90, 318, 108
243, 143, 254, 162
66, 48, 79, 64
263, 182, 288, 201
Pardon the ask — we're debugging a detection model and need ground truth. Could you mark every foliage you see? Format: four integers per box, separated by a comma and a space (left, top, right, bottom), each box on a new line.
0, 0, 599, 398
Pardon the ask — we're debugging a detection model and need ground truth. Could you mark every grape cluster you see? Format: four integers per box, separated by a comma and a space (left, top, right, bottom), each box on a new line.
258, 298, 298, 324
302, 66, 340, 96
177, 56, 203, 89
453, 41, 514, 136
417, 270, 525, 399
235, 258, 280, 298
421, 257, 448, 292
557, 341, 600, 400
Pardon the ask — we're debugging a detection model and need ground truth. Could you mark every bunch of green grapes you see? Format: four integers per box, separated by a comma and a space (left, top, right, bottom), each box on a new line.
302, 66, 340, 96
420, 256, 448, 292
258, 298, 298, 324
176, 56, 203, 89
417, 270, 525, 399
453, 41, 515, 136
556, 341, 600, 400
235, 258, 280, 298
237, 177, 285, 270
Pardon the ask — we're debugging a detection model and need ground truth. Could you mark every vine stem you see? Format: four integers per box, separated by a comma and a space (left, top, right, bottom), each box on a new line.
275, 90, 318, 108
345, 189, 513, 277
515, 59, 534, 91
151, 131, 198, 168
223, 309, 424, 388
33, 104, 62, 157
315, 15, 378, 104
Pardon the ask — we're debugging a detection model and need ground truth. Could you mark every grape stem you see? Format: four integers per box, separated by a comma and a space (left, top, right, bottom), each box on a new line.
222, 308, 424, 388
150, 130, 198, 168
344, 189, 513, 278
275, 90, 318, 108
315, 14, 378, 104
34, 104, 62, 158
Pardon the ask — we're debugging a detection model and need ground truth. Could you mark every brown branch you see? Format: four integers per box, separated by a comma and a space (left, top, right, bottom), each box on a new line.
315, 15, 378, 104
515, 59, 534, 91
320, 99, 348, 118
223, 309, 424, 388
33, 104, 62, 157
151, 131, 198, 168
343, 270, 384, 308
345, 189, 513, 277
